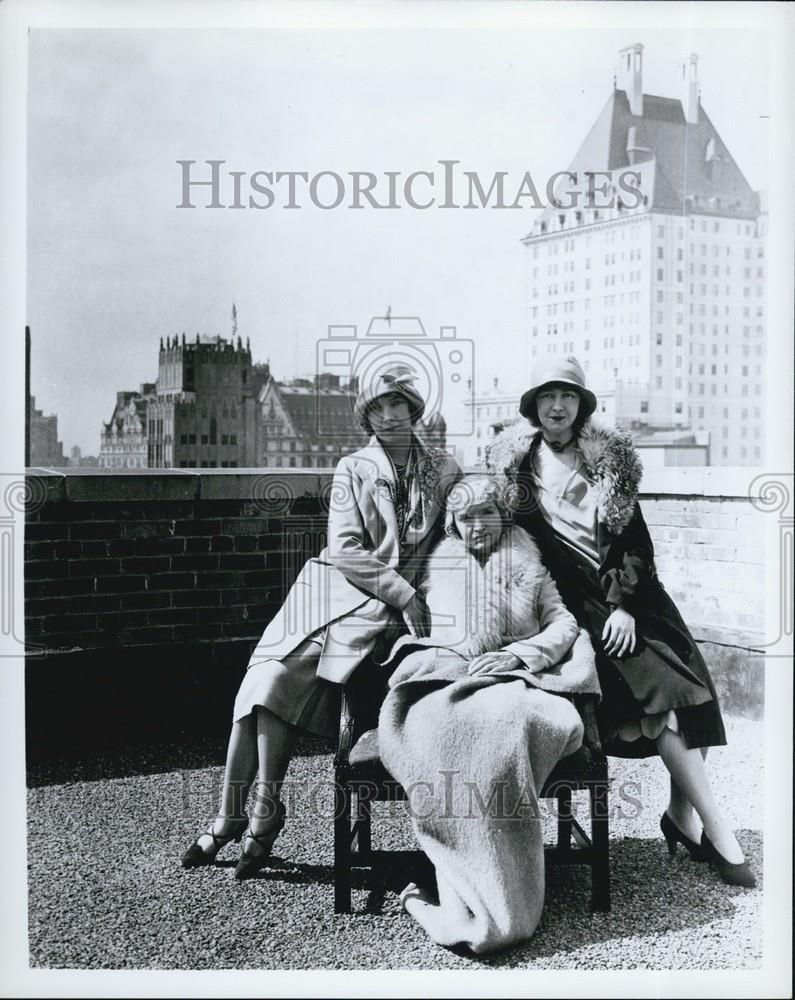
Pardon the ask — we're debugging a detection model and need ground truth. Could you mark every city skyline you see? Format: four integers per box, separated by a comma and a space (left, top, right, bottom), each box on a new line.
27, 27, 771, 457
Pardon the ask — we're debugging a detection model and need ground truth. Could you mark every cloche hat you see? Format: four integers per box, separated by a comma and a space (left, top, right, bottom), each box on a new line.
353, 363, 426, 431
519, 354, 597, 421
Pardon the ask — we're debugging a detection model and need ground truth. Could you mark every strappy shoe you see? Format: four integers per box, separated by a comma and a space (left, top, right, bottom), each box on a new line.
181, 816, 248, 869
234, 801, 287, 881
660, 811, 708, 861
701, 832, 756, 888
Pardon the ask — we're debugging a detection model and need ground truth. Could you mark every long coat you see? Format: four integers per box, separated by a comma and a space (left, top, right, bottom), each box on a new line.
247, 433, 461, 685
486, 419, 726, 755
377, 523, 599, 953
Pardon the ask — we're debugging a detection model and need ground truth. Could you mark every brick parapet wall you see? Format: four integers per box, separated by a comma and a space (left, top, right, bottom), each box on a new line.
24, 466, 767, 655
22, 466, 772, 757
24, 469, 330, 656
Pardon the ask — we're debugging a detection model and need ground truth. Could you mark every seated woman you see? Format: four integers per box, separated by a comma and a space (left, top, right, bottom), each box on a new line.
487, 354, 755, 888
378, 474, 600, 955
181, 366, 461, 878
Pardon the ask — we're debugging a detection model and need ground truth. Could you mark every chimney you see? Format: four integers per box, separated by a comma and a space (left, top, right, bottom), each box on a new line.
680, 52, 699, 124
625, 124, 652, 166
618, 43, 644, 117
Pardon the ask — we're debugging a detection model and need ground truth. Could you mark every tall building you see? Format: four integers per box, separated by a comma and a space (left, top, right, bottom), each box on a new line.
522, 43, 766, 465
146, 334, 271, 469
25, 328, 67, 467
28, 397, 66, 467
99, 386, 155, 468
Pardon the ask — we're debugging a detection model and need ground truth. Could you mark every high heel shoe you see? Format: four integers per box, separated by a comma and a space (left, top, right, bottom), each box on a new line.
660, 811, 708, 861
181, 816, 248, 868
234, 801, 286, 881
701, 832, 756, 888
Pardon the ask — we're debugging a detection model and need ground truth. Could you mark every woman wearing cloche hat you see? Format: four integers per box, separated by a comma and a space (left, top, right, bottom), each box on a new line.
181, 363, 461, 879
486, 354, 755, 888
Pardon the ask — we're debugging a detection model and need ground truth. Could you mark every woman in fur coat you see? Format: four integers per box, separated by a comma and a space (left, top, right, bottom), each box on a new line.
378, 474, 600, 954
486, 355, 754, 888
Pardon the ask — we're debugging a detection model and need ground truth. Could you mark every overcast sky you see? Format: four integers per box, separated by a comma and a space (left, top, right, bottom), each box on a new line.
27, 23, 771, 454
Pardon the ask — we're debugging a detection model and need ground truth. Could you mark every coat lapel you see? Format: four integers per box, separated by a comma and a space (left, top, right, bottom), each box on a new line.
358, 435, 401, 542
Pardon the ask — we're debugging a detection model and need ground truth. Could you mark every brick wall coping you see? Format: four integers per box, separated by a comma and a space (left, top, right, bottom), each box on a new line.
25, 466, 769, 503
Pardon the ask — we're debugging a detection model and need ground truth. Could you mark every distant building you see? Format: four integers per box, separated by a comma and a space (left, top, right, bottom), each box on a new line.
461, 379, 521, 468
259, 375, 367, 468
633, 429, 710, 467
141, 334, 270, 469
99, 386, 155, 468
28, 396, 66, 467
67, 445, 99, 468
522, 43, 766, 465
26, 325, 66, 468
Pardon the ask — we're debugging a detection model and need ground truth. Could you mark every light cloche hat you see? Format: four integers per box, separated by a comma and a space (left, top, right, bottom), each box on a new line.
518, 354, 597, 420
353, 363, 426, 429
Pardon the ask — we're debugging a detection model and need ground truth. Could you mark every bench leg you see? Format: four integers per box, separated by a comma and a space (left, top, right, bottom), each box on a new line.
334, 776, 353, 914
590, 782, 611, 912
557, 786, 573, 854
356, 797, 372, 862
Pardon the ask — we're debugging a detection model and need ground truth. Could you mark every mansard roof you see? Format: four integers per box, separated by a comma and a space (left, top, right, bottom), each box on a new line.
528, 86, 758, 237
267, 382, 367, 447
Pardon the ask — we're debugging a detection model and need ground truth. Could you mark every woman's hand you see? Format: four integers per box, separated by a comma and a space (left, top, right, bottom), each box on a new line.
467, 651, 523, 675
401, 593, 429, 638
602, 607, 636, 657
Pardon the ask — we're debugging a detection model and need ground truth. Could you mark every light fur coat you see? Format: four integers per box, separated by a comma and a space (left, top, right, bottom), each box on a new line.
396, 523, 600, 693
421, 523, 560, 660
378, 525, 600, 954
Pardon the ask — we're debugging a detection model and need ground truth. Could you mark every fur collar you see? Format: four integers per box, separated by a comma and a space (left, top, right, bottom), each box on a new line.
485, 419, 643, 534
420, 524, 547, 657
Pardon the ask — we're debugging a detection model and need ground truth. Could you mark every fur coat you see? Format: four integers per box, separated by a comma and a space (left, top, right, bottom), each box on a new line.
377, 525, 598, 954
485, 418, 727, 755
485, 418, 643, 534
400, 523, 600, 693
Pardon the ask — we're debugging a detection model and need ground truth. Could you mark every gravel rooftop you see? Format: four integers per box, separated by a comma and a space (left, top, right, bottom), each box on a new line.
27, 715, 763, 970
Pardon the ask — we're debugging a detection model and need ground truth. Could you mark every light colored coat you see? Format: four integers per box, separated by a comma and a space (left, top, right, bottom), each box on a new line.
247, 433, 461, 684
422, 524, 584, 676
378, 524, 600, 954
385, 523, 600, 694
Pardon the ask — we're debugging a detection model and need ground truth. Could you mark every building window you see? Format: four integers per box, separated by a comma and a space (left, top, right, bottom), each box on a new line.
230, 434, 238, 445
201, 435, 208, 445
